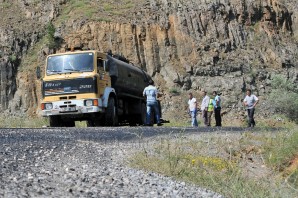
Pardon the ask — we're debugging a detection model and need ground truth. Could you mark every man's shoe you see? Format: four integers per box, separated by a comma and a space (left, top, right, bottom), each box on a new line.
157, 123, 162, 126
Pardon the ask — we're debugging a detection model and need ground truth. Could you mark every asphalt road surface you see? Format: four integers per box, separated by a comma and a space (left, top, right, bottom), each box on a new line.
0, 126, 249, 197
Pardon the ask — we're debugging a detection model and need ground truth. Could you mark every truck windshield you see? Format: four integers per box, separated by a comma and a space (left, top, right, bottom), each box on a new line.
46, 53, 94, 75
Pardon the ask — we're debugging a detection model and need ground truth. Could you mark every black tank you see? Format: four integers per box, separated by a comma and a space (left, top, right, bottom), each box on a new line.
107, 55, 152, 99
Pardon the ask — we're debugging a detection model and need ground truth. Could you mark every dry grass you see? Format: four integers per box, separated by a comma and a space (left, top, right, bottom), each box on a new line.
0, 116, 48, 128
129, 121, 298, 197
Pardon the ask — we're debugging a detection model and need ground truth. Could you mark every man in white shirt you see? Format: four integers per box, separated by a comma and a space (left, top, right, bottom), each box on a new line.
188, 93, 198, 127
243, 89, 259, 127
143, 80, 161, 126
201, 90, 210, 126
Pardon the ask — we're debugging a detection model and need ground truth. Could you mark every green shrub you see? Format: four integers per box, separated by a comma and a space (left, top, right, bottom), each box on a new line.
169, 87, 180, 95
9, 54, 17, 62
269, 75, 298, 122
45, 22, 57, 49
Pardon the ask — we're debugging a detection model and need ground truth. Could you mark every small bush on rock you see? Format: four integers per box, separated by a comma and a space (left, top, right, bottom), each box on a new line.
269, 75, 298, 123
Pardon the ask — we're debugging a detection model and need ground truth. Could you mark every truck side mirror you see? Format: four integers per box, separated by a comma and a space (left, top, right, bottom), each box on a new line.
36, 66, 41, 79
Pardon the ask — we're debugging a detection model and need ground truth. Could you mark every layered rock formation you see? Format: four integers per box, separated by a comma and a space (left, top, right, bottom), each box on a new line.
0, 0, 65, 115
0, 0, 297, 121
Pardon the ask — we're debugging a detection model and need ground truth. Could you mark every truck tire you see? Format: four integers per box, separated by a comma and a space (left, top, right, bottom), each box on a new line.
87, 120, 95, 127
87, 119, 103, 127
140, 102, 146, 125
49, 116, 62, 127
105, 97, 118, 126
128, 117, 137, 126
64, 121, 75, 127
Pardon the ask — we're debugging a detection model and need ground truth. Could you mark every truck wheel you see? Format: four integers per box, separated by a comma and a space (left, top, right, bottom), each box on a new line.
64, 121, 75, 127
87, 118, 103, 127
87, 120, 94, 127
105, 97, 118, 126
140, 103, 146, 125
129, 115, 139, 126
49, 116, 62, 127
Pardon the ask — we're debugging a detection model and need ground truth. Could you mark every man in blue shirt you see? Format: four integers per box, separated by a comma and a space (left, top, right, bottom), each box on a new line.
143, 80, 161, 126
212, 91, 222, 127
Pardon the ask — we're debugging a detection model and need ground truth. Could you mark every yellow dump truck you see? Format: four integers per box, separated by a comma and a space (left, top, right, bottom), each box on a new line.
38, 49, 159, 127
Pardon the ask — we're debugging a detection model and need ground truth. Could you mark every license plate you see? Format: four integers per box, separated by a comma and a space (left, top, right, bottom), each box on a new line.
61, 107, 76, 112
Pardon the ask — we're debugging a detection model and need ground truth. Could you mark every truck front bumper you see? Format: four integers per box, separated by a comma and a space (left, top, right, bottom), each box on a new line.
41, 99, 104, 117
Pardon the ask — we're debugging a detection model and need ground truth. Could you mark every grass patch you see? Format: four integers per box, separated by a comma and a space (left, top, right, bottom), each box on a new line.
55, 0, 144, 25
169, 87, 180, 95
0, 2, 12, 8
103, 3, 113, 11
19, 36, 47, 72
57, 0, 99, 24
262, 127, 298, 191
0, 116, 90, 128
129, 126, 298, 197
0, 116, 48, 128
76, 121, 88, 128
264, 127, 298, 169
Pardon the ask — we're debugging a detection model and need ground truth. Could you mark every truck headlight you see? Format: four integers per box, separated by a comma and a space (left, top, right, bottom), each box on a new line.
42, 103, 53, 110
45, 103, 53, 110
84, 99, 98, 107
85, 100, 93, 107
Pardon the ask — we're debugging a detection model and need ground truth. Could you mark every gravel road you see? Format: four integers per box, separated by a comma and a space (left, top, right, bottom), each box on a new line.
0, 127, 243, 197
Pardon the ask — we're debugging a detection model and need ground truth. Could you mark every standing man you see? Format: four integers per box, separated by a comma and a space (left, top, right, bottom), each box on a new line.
188, 93, 198, 127
243, 89, 259, 127
200, 90, 210, 126
213, 91, 222, 127
143, 80, 162, 126
206, 97, 214, 127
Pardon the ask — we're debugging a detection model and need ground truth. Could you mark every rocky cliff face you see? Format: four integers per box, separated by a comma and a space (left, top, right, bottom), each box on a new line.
0, 0, 297, 121
0, 0, 66, 115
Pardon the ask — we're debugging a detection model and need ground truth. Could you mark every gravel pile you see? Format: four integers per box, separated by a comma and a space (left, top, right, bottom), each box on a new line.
0, 128, 223, 197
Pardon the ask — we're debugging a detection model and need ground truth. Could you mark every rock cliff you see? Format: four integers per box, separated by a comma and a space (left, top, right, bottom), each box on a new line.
0, 0, 297, 121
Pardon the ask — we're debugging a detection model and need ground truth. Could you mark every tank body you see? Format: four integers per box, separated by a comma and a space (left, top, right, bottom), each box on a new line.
108, 56, 152, 98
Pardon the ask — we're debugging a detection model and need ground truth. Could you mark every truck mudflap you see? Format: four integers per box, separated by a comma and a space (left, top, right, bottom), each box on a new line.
41, 99, 103, 117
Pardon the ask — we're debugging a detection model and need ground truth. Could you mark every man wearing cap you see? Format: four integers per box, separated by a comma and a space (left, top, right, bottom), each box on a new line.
143, 80, 162, 126
200, 89, 210, 126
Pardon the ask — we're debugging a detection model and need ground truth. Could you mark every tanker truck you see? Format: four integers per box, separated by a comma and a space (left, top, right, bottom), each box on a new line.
37, 49, 161, 127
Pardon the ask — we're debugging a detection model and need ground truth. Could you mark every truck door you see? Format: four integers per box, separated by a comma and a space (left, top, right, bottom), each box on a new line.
97, 58, 110, 95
